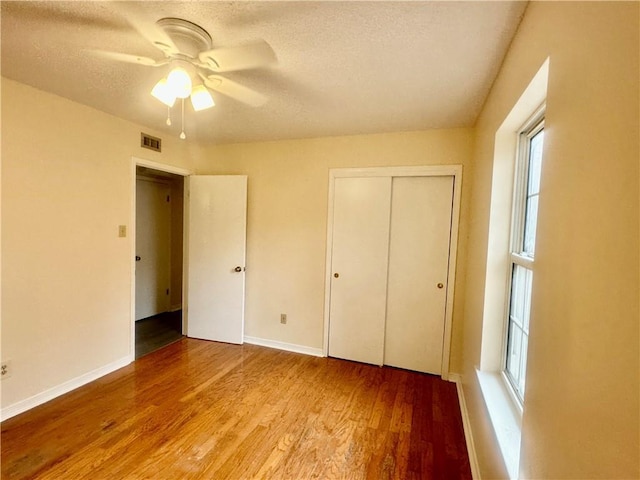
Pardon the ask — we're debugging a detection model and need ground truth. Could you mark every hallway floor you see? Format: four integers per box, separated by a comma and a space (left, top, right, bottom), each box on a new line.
135, 310, 183, 359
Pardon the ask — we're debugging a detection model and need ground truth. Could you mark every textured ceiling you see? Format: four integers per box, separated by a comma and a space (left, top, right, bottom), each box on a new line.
1, 1, 527, 145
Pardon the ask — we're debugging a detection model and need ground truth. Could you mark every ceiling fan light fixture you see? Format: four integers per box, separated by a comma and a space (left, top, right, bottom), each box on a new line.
190, 85, 215, 111
151, 78, 176, 107
167, 67, 192, 99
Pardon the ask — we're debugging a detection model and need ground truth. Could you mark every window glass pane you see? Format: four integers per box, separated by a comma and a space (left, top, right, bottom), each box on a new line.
522, 127, 543, 256
522, 194, 539, 255
506, 321, 523, 382
523, 269, 533, 333
519, 331, 529, 394
510, 265, 526, 326
508, 264, 533, 398
527, 130, 544, 196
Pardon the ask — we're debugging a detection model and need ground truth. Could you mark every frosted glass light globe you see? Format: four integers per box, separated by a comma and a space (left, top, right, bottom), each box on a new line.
167, 67, 192, 99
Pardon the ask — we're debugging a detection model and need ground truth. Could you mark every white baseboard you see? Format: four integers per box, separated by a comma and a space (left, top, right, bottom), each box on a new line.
451, 374, 481, 480
244, 336, 324, 357
1, 356, 131, 422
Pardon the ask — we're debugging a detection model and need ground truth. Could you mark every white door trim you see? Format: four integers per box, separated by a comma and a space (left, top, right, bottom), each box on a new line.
134, 157, 192, 177
129, 157, 193, 361
323, 165, 463, 380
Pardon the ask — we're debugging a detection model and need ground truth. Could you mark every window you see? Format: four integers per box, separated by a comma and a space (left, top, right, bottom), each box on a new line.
504, 111, 544, 401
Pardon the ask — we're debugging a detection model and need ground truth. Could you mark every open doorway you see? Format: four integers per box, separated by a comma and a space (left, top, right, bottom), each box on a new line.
135, 165, 185, 358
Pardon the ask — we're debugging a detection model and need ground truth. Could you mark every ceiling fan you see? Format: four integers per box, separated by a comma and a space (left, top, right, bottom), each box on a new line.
90, 13, 277, 138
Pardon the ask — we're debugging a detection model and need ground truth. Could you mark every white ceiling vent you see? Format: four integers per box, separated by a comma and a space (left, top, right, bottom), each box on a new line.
141, 133, 161, 152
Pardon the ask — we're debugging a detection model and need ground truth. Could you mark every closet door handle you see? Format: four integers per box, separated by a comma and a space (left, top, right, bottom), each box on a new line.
135, 256, 141, 262
437, 283, 444, 289
234, 266, 243, 273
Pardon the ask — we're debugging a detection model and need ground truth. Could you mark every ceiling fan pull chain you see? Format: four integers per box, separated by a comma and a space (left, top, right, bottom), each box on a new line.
166, 105, 172, 126
180, 99, 186, 140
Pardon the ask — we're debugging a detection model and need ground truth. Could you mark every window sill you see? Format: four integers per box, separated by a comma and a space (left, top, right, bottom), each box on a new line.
476, 369, 522, 479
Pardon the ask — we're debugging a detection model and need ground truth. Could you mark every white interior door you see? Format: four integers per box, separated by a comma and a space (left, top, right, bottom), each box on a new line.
135, 179, 171, 320
328, 177, 392, 365
384, 176, 454, 374
185, 175, 247, 344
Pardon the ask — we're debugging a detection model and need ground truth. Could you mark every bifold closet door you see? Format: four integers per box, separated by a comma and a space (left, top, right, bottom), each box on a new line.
384, 176, 454, 374
328, 177, 392, 366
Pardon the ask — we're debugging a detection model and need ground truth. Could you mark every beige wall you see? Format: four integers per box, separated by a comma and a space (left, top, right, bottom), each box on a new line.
1, 78, 203, 409
197, 129, 474, 373
462, 2, 639, 479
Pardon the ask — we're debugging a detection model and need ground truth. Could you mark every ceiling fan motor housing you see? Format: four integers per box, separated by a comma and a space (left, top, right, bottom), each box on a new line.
156, 18, 212, 59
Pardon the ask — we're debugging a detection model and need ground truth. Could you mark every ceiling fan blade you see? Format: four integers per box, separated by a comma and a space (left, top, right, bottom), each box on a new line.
109, 2, 179, 56
198, 40, 277, 73
88, 50, 162, 67
202, 75, 268, 107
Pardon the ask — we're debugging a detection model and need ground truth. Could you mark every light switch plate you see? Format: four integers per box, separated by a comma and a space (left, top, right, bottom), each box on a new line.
118, 225, 127, 237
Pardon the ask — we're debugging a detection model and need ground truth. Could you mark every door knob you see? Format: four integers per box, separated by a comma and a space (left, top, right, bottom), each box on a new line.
334, 273, 339, 278
135, 256, 141, 262
437, 283, 444, 289
234, 266, 243, 272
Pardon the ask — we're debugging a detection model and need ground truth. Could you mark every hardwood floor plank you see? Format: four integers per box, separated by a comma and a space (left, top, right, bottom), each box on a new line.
1, 339, 471, 480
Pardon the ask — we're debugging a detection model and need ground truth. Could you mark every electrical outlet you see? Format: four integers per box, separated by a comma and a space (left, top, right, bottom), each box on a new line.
1, 360, 12, 380
280, 313, 287, 324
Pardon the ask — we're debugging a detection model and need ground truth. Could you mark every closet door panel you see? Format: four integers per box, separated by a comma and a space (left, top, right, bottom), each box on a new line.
384, 176, 454, 374
328, 177, 392, 365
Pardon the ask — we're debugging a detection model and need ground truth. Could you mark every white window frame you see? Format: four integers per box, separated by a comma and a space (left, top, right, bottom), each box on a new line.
503, 106, 545, 403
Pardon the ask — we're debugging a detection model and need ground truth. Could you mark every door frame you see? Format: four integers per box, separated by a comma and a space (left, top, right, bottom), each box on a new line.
323, 165, 463, 380
130, 157, 192, 361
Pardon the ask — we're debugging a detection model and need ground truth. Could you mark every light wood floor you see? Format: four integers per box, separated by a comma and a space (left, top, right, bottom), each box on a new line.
1, 339, 471, 479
